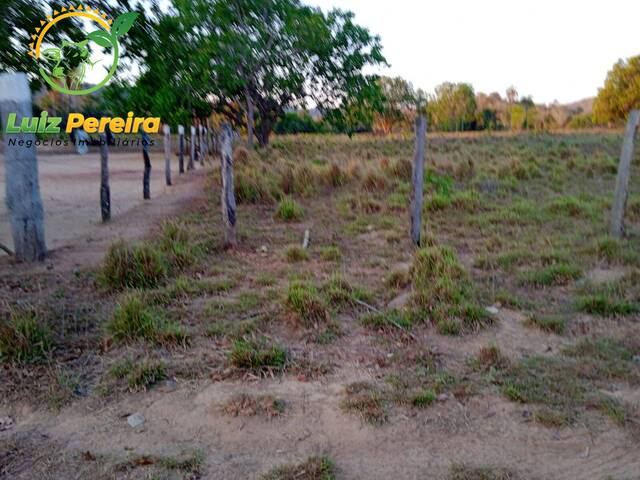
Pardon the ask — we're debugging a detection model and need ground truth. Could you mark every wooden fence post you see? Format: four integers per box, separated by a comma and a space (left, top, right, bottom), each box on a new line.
99, 133, 111, 222
219, 123, 237, 248
610, 110, 640, 238
178, 125, 185, 174
163, 124, 172, 186
0, 72, 47, 261
141, 129, 151, 200
199, 124, 205, 166
410, 116, 427, 247
189, 125, 196, 170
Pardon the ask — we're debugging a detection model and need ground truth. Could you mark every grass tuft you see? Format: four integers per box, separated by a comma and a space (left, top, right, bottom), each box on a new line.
276, 197, 305, 221
0, 307, 52, 364
261, 456, 336, 480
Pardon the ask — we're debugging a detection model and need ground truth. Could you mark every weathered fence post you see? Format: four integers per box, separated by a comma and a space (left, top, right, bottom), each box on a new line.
0, 72, 47, 261
219, 123, 237, 248
99, 133, 111, 222
410, 116, 427, 247
178, 125, 185, 174
141, 129, 151, 200
163, 124, 172, 186
199, 124, 205, 166
188, 125, 196, 170
610, 110, 640, 238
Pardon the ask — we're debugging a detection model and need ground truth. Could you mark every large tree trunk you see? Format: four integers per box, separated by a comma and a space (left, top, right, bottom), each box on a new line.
0, 73, 47, 262
245, 88, 255, 150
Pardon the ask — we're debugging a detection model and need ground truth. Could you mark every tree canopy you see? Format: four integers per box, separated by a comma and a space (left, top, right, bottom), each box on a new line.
593, 55, 640, 125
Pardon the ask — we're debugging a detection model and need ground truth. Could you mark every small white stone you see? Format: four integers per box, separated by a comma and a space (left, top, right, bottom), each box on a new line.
127, 412, 145, 428
485, 306, 499, 315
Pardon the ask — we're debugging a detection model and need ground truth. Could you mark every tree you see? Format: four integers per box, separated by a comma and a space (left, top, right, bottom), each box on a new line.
0, 0, 85, 90
374, 76, 419, 134
172, 0, 385, 146
593, 56, 640, 125
428, 82, 477, 131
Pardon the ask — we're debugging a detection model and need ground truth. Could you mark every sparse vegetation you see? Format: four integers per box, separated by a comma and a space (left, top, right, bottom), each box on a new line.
261, 456, 336, 480
276, 197, 305, 221
0, 308, 52, 364
229, 338, 288, 374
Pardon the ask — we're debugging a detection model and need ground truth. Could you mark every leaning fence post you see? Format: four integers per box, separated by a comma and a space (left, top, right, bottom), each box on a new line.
0, 72, 47, 262
189, 125, 196, 170
99, 133, 111, 222
178, 125, 185, 174
610, 110, 640, 238
410, 116, 427, 247
141, 129, 151, 200
219, 123, 237, 248
163, 124, 172, 186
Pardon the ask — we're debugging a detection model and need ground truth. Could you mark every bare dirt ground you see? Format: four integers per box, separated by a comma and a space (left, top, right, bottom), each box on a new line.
1, 133, 639, 480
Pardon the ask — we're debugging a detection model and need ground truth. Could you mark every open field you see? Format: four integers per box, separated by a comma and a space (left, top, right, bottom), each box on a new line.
1, 132, 640, 480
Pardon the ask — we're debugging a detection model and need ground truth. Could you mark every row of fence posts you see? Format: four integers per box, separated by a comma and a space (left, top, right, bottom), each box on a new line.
98, 119, 236, 249
0, 70, 238, 261
0, 72, 639, 262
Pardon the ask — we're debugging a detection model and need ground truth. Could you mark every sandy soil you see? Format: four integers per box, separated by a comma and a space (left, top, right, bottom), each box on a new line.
0, 150, 210, 270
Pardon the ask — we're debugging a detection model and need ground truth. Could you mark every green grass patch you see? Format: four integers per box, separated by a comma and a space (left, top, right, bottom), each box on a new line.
518, 263, 582, 287
107, 292, 188, 346
275, 197, 305, 221
0, 307, 52, 364
229, 338, 287, 374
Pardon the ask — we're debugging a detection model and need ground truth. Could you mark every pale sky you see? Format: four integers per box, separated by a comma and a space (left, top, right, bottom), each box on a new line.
309, 0, 640, 105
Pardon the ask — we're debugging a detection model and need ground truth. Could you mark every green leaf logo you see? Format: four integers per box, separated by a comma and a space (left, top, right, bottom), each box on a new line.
31, 9, 139, 96
111, 12, 139, 37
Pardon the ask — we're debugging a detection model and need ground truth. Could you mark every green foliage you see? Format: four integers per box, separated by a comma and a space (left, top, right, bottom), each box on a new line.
411, 389, 436, 407
428, 82, 477, 131
0, 308, 52, 364
518, 263, 582, 287
594, 55, 640, 125
274, 112, 326, 134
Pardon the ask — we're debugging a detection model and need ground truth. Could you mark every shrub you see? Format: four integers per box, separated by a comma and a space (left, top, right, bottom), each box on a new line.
101, 240, 168, 290
276, 197, 304, 221
0, 308, 52, 364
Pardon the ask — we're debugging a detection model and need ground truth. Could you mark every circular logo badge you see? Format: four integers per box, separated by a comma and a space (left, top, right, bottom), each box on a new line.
29, 6, 138, 96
